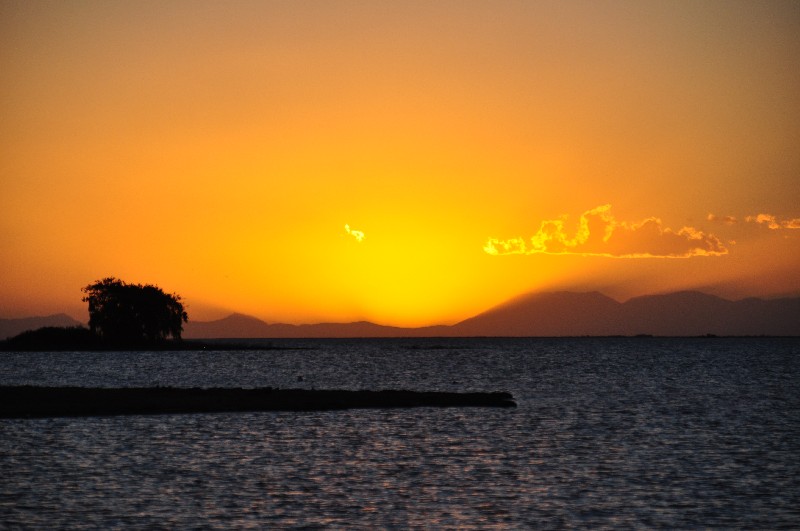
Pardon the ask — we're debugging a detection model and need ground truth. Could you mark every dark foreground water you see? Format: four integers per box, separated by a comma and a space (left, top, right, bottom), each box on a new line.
2, 338, 799, 528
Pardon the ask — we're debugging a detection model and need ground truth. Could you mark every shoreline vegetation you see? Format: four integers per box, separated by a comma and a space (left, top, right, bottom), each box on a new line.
0, 386, 517, 418
0, 326, 312, 351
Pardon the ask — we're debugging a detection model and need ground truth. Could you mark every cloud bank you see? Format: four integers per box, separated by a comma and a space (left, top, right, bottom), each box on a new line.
707, 213, 800, 230
485, 205, 727, 258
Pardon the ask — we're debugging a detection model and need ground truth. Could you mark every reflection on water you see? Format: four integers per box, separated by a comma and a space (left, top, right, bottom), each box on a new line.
2, 338, 799, 528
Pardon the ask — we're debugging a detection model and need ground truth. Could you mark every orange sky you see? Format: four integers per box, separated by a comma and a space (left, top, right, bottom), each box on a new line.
2, 1, 799, 326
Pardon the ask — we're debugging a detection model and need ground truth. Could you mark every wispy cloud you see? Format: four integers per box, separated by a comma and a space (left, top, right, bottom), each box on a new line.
485, 205, 727, 258
707, 212, 800, 230
706, 214, 738, 225
745, 214, 800, 230
345, 224, 365, 242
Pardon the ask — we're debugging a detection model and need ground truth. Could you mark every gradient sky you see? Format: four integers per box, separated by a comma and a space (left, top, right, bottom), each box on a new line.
2, 0, 799, 326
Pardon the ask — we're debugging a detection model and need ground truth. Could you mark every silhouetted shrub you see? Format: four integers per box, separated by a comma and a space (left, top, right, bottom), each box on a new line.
3, 326, 98, 351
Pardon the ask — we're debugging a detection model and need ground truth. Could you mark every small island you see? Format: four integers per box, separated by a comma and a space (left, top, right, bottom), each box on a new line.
1, 278, 272, 351
2, 278, 191, 351
0, 387, 517, 418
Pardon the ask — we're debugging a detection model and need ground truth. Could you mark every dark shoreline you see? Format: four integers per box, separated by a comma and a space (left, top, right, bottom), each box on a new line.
0, 338, 318, 352
0, 386, 517, 418
3, 336, 796, 352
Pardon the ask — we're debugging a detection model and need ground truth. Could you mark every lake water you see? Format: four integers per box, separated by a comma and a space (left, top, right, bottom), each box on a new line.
2, 337, 799, 528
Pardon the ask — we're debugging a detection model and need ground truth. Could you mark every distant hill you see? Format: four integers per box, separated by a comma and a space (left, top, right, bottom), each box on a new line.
183, 313, 272, 338
0, 314, 84, 340
452, 291, 624, 337
8, 291, 800, 340
183, 291, 800, 338
618, 292, 800, 336
183, 313, 450, 339
452, 291, 800, 337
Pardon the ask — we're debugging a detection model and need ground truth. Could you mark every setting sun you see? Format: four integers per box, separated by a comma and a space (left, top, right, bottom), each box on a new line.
1, 1, 798, 327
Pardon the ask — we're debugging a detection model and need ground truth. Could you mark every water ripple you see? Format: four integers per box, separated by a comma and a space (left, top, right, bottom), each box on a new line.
2, 338, 799, 528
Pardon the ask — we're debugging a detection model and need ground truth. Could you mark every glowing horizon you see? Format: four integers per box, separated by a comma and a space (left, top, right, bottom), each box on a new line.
2, 1, 799, 327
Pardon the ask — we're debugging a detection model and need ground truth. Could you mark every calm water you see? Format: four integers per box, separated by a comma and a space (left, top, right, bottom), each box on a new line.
2, 338, 799, 528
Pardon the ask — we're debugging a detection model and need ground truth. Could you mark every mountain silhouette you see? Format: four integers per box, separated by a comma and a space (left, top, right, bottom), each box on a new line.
453, 290, 800, 337
0, 314, 83, 340
182, 314, 451, 339
182, 313, 272, 338
183, 291, 799, 338
618, 291, 800, 336
5, 291, 799, 340
452, 291, 624, 336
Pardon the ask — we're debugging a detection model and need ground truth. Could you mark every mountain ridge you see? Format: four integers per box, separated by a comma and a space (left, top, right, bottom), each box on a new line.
4, 291, 798, 339
183, 290, 800, 338
0, 314, 84, 340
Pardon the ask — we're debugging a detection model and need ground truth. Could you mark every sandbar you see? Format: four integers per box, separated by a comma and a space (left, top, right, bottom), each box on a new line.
0, 386, 516, 418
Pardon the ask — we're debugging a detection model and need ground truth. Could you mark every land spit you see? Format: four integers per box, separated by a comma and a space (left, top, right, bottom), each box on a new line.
0, 386, 516, 418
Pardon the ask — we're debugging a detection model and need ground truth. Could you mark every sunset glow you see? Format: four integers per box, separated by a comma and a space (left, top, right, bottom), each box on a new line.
2, 1, 799, 327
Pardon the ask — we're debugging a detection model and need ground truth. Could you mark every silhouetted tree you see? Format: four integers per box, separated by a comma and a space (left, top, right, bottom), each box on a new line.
82, 278, 188, 343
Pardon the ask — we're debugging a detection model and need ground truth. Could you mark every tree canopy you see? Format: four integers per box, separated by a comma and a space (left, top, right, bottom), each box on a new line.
81, 278, 188, 344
